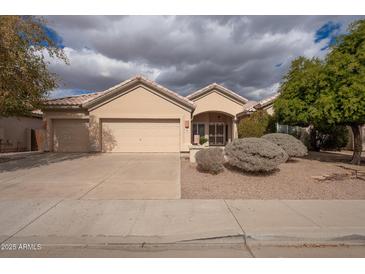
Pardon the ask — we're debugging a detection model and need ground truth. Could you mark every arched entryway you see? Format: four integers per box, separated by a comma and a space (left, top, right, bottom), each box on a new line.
191, 111, 235, 146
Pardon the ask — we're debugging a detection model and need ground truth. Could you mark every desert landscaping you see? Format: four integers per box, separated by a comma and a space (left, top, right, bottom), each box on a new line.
182, 151, 365, 199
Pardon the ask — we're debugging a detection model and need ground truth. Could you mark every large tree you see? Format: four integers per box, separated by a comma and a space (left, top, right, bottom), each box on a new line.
0, 16, 67, 117
274, 57, 326, 127
323, 20, 365, 164
274, 19, 365, 165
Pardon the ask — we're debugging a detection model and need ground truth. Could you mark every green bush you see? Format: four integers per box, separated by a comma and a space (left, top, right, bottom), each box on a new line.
238, 110, 272, 138
199, 136, 208, 145
266, 114, 278, 134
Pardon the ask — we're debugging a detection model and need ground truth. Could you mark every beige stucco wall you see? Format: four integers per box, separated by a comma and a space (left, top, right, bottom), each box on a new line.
43, 110, 89, 152
90, 85, 192, 152
191, 89, 244, 117
0, 116, 43, 152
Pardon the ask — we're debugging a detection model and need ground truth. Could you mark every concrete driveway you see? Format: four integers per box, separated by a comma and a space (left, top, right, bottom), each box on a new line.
0, 153, 181, 199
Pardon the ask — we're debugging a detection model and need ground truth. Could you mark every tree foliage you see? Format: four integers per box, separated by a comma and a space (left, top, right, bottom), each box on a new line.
274, 19, 365, 164
238, 110, 274, 138
310, 125, 349, 151
274, 57, 326, 127
0, 16, 68, 117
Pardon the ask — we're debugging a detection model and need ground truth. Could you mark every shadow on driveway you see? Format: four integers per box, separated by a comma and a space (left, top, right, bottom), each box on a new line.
0, 152, 100, 173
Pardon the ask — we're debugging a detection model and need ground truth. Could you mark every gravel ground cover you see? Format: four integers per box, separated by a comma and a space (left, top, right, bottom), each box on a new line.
181, 151, 365, 199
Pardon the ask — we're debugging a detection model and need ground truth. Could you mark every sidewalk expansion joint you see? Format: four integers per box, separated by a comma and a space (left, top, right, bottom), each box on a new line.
77, 168, 121, 200
223, 199, 255, 258
0, 198, 65, 245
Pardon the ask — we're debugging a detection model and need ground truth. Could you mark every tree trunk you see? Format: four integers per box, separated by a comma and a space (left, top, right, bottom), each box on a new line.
309, 126, 320, 151
350, 124, 362, 165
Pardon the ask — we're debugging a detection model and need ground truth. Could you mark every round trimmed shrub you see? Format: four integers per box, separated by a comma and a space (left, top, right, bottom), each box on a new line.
195, 147, 225, 174
262, 133, 308, 158
225, 138, 288, 172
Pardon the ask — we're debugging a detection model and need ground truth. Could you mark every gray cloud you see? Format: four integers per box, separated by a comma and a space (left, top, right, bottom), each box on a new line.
45, 15, 364, 100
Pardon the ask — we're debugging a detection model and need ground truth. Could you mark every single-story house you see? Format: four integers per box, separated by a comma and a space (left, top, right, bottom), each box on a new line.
0, 110, 45, 153
42, 75, 256, 153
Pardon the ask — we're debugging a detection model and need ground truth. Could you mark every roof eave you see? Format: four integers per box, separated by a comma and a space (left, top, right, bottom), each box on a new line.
187, 84, 248, 104
41, 105, 85, 110
83, 77, 196, 111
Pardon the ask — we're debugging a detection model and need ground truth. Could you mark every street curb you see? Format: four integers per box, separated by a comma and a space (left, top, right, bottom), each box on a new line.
245, 233, 365, 246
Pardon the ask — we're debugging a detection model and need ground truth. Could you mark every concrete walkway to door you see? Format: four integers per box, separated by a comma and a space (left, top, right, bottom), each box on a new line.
0, 152, 181, 199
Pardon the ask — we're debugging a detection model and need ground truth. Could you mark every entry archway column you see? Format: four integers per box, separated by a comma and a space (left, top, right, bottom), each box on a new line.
233, 118, 239, 139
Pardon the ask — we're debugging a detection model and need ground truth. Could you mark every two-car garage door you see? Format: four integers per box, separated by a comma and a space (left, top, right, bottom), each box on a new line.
53, 118, 180, 153
101, 119, 180, 152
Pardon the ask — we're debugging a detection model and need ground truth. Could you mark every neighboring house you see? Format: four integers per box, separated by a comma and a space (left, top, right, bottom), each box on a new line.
42, 75, 256, 153
0, 110, 44, 153
250, 93, 279, 116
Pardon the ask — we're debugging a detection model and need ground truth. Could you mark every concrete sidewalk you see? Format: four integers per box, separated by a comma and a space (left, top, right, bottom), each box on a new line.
0, 199, 364, 257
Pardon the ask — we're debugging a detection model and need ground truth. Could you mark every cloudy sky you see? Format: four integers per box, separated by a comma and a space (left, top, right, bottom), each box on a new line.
45, 15, 364, 101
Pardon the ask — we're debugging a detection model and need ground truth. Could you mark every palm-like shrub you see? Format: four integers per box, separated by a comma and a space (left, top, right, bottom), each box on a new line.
262, 133, 308, 158
195, 147, 225, 174
225, 138, 288, 172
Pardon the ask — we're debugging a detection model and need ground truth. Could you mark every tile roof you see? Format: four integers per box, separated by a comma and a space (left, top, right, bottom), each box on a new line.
255, 93, 280, 109
242, 101, 258, 112
44, 75, 195, 109
44, 91, 106, 107
236, 93, 280, 117
236, 101, 258, 117
30, 109, 43, 117
44, 76, 272, 116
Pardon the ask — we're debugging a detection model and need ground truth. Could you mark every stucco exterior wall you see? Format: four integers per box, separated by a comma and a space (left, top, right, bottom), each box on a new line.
43, 110, 89, 152
89, 85, 192, 152
0, 116, 43, 152
191, 89, 244, 117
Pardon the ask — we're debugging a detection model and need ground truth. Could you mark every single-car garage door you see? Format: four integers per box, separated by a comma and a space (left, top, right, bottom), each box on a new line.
101, 119, 180, 152
53, 119, 89, 152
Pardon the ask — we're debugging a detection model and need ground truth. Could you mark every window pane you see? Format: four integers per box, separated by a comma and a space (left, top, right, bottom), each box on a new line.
216, 136, 224, 145
209, 124, 215, 135
216, 124, 224, 135
198, 124, 205, 136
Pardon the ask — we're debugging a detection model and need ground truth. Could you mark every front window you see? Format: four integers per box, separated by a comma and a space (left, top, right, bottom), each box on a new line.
193, 123, 205, 137
209, 123, 225, 145
192, 123, 206, 145
193, 124, 205, 137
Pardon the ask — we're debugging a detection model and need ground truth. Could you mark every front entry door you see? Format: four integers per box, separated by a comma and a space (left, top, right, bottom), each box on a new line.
209, 123, 225, 145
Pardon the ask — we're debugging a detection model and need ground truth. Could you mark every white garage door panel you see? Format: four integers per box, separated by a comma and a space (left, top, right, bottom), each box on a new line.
53, 119, 89, 152
102, 119, 180, 152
